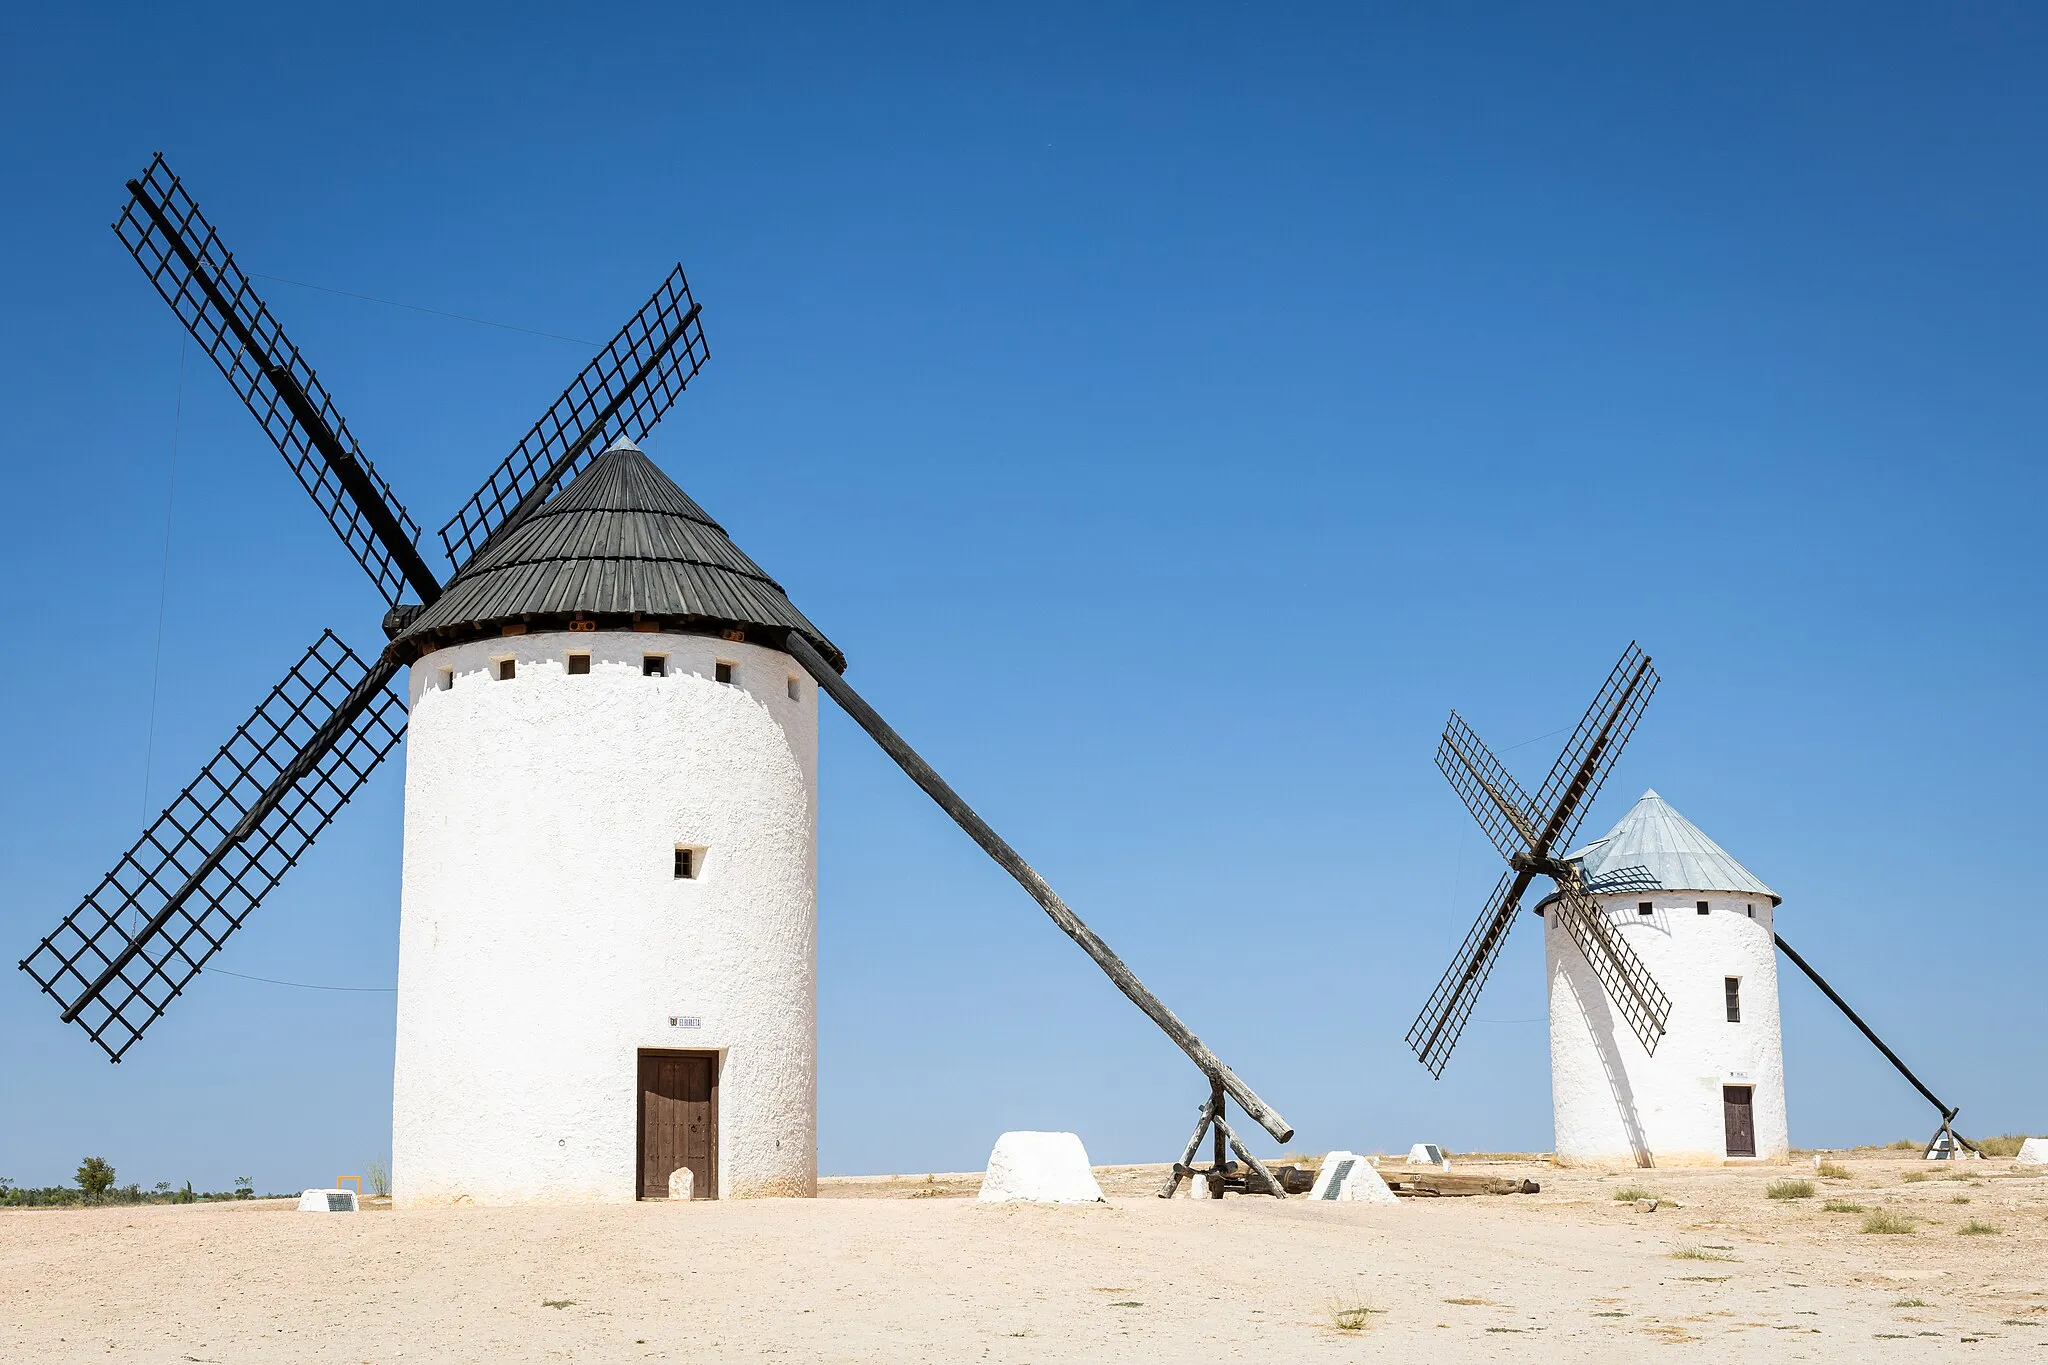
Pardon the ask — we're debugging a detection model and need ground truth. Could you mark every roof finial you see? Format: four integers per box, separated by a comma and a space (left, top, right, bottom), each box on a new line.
602, 434, 642, 455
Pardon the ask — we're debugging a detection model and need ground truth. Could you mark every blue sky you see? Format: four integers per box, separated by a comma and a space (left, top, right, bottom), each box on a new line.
1, 4, 2041, 1191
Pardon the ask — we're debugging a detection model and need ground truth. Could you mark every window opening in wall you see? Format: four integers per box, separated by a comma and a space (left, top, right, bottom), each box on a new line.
714, 661, 735, 685
1725, 976, 1742, 1023
1637, 901, 1653, 916
568, 654, 590, 675
1697, 900, 1710, 915
674, 847, 699, 880
439, 668, 453, 691
787, 675, 800, 701
497, 659, 516, 681
644, 655, 666, 677
1747, 903, 1755, 918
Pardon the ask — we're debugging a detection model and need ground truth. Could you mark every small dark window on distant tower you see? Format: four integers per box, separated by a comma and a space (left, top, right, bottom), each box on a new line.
567, 654, 590, 676
1638, 901, 1653, 916
644, 655, 666, 677
1747, 904, 1755, 918
673, 847, 695, 880
715, 661, 735, 685
1696, 900, 1710, 915
787, 675, 800, 701
1725, 977, 1742, 1023
497, 659, 516, 681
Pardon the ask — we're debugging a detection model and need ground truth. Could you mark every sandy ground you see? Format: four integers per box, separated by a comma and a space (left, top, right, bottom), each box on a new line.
4, 1155, 2044, 1362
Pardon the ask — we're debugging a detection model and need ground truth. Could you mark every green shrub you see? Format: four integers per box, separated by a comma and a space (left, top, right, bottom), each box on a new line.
1613, 1187, 1652, 1202
1766, 1179, 1814, 1200
1822, 1199, 1867, 1213
1861, 1210, 1915, 1235
75, 1157, 116, 1202
1816, 1161, 1851, 1180
1958, 1221, 1999, 1236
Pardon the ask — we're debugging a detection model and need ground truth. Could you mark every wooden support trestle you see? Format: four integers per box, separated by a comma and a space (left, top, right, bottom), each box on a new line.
1158, 1078, 1288, 1199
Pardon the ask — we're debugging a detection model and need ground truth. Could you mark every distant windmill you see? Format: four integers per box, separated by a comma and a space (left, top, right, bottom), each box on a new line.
1412, 644, 1981, 1166
20, 156, 1291, 1202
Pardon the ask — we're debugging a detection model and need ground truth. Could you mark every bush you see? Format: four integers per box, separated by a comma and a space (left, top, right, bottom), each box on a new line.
1958, 1220, 1999, 1236
365, 1159, 391, 1199
1816, 1161, 1851, 1180
1861, 1210, 1915, 1235
1613, 1187, 1653, 1202
1822, 1200, 1867, 1213
1766, 1180, 1814, 1200
75, 1157, 116, 1202
1975, 1135, 2036, 1159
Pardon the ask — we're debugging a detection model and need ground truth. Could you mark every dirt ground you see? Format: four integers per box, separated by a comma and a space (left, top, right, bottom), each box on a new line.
4, 1154, 2044, 1362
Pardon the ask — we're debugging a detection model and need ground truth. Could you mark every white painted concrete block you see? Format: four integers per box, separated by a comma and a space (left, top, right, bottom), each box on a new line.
1405, 1143, 1450, 1169
976, 1132, 1106, 1204
2015, 1138, 2048, 1166
1174, 1171, 1212, 1199
296, 1188, 358, 1213
1308, 1152, 1398, 1203
667, 1167, 696, 1201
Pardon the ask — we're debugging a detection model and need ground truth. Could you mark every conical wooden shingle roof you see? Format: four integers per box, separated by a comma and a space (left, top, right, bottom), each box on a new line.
392, 440, 842, 669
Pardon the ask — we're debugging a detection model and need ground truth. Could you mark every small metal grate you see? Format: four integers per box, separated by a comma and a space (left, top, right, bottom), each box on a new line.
438, 265, 709, 569
18, 631, 406, 1061
114, 155, 424, 608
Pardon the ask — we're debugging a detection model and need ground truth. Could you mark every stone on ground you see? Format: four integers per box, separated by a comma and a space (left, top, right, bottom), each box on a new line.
976, 1132, 1106, 1204
296, 1188, 358, 1213
1308, 1151, 1398, 1203
668, 1168, 696, 1200
2015, 1137, 2048, 1165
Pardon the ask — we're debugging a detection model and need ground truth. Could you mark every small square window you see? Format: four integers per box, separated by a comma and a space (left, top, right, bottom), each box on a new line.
715, 661, 735, 685
673, 847, 698, 880
567, 654, 590, 675
1637, 901, 1653, 917
1725, 976, 1742, 1023
497, 659, 516, 681
787, 675, 800, 701
644, 655, 666, 678
1696, 900, 1710, 915
439, 668, 454, 691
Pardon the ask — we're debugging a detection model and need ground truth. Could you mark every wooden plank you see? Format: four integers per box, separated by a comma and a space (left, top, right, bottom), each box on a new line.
1374, 1169, 1541, 1197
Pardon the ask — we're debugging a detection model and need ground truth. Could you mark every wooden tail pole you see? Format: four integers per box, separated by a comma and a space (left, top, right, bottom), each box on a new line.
786, 631, 1294, 1145
1775, 932, 1980, 1154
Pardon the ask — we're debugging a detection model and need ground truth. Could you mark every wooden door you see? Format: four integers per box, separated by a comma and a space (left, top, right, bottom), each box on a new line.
639, 1051, 717, 1199
1722, 1085, 1756, 1158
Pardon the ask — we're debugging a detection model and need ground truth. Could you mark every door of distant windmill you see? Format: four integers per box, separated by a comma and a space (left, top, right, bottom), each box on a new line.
639, 1052, 717, 1199
1722, 1086, 1756, 1158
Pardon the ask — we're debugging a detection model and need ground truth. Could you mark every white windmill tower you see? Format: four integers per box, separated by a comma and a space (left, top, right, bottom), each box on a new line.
1545, 790, 1786, 1166
24, 155, 1298, 1206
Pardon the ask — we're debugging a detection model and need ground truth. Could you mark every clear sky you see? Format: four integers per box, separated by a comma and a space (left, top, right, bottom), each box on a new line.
2, 4, 2042, 1192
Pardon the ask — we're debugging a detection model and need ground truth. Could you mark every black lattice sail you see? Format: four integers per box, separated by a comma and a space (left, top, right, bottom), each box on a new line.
1406, 642, 1667, 1079
20, 632, 406, 1061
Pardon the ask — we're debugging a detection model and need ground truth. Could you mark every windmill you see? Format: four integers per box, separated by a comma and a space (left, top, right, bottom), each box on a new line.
1407, 643, 1669, 1079
20, 155, 1293, 1199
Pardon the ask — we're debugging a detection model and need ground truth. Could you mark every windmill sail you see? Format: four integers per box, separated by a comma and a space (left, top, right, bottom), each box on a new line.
19, 633, 405, 1060
114, 155, 438, 607
1406, 869, 1527, 1078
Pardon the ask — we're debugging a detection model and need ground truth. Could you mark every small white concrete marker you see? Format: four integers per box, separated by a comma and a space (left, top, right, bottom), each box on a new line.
976, 1132, 1106, 1204
667, 1167, 696, 1201
1308, 1151, 1399, 1204
296, 1188, 358, 1213
1406, 1143, 1451, 1170
2015, 1138, 2048, 1166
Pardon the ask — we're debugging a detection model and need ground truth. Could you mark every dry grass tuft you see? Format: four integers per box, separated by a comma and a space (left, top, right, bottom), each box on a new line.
1893, 1299, 1931, 1308
1816, 1161, 1852, 1180
1823, 1200, 1868, 1213
1442, 1297, 1494, 1306
1975, 1134, 2038, 1158
1328, 1300, 1383, 1332
542, 1299, 576, 1309
1766, 1179, 1814, 1200
1902, 1172, 1931, 1183
1669, 1247, 1738, 1262
1951, 1195, 1972, 1204
1612, 1187, 1652, 1202
1861, 1210, 1916, 1235
1958, 1220, 2000, 1236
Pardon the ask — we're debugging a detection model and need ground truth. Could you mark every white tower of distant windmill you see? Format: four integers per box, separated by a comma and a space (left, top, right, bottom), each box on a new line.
1545, 790, 1788, 1167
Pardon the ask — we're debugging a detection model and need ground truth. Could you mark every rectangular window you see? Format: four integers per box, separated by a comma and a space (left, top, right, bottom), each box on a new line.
567, 654, 590, 675
1746, 903, 1755, 918
439, 668, 453, 691
1696, 900, 1710, 915
1638, 901, 1653, 916
787, 676, 800, 701
673, 847, 696, 880
644, 655, 666, 677
497, 659, 516, 681
714, 661, 735, 685
1725, 977, 1742, 1023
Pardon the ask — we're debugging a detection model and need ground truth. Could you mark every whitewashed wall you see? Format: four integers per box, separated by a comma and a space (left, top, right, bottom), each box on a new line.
1547, 891, 1789, 1167
391, 631, 818, 1205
